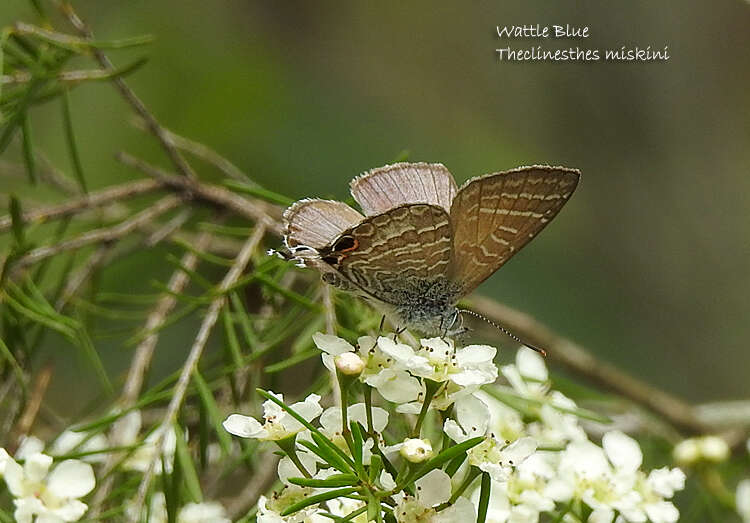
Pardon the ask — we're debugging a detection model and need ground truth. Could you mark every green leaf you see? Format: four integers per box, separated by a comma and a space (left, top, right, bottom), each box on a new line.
8, 195, 25, 247
476, 472, 491, 523
287, 474, 359, 488
350, 421, 365, 477
221, 308, 244, 368
174, 423, 203, 503
20, 113, 36, 184
223, 180, 294, 206
280, 487, 358, 517
310, 432, 354, 474
60, 89, 87, 192
192, 370, 233, 454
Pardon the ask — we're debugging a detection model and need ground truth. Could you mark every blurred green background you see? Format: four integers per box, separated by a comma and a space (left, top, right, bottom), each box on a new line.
2, 1, 749, 404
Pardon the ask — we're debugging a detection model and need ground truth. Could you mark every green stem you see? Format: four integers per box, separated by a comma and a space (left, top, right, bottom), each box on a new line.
449, 467, 481, 504
412, 379, 441, 438
286, 448, 312, 479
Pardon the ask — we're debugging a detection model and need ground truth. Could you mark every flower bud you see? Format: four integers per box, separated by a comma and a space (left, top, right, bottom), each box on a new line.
399, 438, 433, 463
335, 352, 365, 376
673, 435, 729, 465
700, 435, 729, 462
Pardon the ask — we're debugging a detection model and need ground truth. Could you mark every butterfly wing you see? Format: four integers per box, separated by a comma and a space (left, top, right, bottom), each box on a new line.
450, 165, 580, 295
318, 203, 458, 305
350, 162, 458, 215
283, 198, 364, 250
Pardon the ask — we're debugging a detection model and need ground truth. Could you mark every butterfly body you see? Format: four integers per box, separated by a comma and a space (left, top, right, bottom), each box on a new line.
282, 163, 579, 336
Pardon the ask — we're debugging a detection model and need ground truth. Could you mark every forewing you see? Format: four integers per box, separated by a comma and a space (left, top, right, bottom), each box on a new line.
350, 163, 458, 215
283, 198, 364, 249
450, 165, 580, 294
320, 203, 455, 304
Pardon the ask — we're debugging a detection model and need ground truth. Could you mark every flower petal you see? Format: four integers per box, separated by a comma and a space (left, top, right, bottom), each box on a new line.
222, 414, 266, 438
516, 347, 548, 381
24, 452, 52, 482
312, 333, 354, 356
456, 345, 496, 366
47, 460, 96, 498
415, 469, 451, 507
602, 431, 642, 472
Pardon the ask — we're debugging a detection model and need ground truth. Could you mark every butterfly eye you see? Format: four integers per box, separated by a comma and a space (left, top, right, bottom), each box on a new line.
332, 235, 358, 253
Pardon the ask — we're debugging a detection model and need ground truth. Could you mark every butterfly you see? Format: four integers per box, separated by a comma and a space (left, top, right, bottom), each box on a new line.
281, 163, 579, 337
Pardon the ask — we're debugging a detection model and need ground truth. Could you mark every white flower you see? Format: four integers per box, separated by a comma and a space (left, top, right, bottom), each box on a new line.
378, 336, 498, 388
223, 392, 323, 441
737, 479, 750, 523
0, 447, 95, 523
312, 334, 423, 404
550, 432, 684, 523
468, 437, 537, 483
178, 501, 230, 523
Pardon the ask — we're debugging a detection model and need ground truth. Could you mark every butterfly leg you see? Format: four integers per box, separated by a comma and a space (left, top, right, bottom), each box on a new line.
392, 326, 406, 341
377, 315, 386, 335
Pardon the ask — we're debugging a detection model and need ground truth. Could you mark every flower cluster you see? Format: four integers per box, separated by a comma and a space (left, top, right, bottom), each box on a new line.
223, 333, 687, 523
0, 411, 230, 522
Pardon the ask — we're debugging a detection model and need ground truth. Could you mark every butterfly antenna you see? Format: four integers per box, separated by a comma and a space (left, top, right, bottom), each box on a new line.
459, 308, 548, 357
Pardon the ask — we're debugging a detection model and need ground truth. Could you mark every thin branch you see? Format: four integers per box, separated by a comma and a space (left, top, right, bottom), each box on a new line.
0, 179, 164, 234
130, 117, 253, 182
57, 1, 198, 181
115, 151, 282, 233
468, 295, 711, 434
131, 224, 267, 520
7, 195, 181, 271
12, 364, 52, 444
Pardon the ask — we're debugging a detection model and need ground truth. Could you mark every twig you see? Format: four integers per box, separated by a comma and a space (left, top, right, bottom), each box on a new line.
116, 151, 282, 233
131, 225, 267, 520
225, 452, 280, 519
469, 295, 711, 434
0, 179, 164, 234
7, 195, 181, 271
57, 1, 198, 181
130, 117, 252, 182
12, 364, 52, 444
